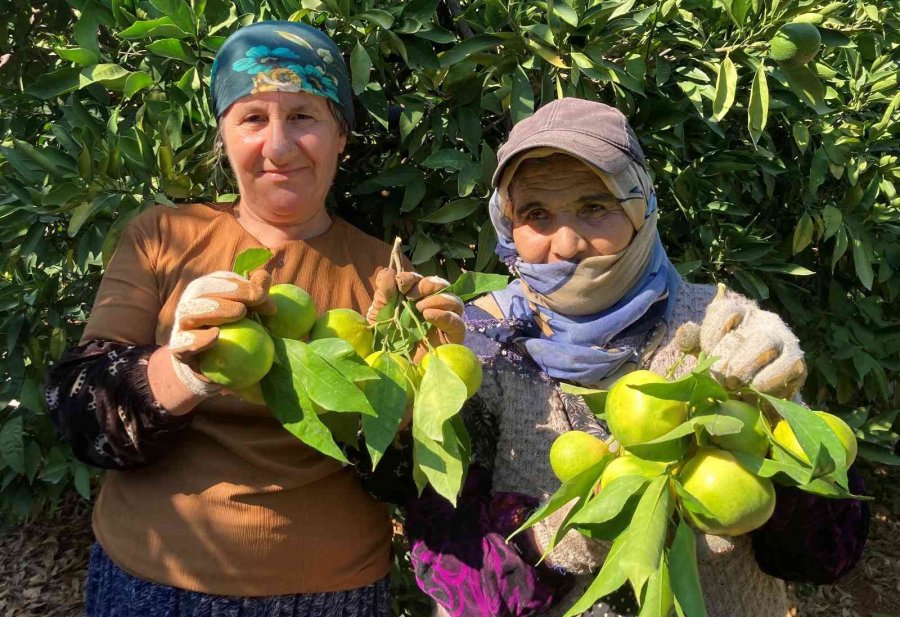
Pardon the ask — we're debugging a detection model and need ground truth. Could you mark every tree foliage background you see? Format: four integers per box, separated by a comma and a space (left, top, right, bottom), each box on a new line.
1, 0, 898, 534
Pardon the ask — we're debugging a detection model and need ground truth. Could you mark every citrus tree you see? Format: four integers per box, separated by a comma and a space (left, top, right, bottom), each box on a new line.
1, 0, 898, 527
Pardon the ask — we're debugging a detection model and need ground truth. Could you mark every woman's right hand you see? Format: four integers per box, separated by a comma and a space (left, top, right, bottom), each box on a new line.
168, 270, 275, 395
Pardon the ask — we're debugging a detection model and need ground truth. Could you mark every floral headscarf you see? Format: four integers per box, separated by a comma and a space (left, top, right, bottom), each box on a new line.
210, 21, 354, 127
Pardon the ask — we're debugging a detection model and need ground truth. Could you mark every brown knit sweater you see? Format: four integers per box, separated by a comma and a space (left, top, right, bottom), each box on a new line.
82, 203, 394, 596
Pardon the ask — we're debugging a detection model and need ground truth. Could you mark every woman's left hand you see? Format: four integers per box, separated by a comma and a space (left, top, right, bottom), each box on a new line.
696, 287, 807, 398
366, 268, 465, 344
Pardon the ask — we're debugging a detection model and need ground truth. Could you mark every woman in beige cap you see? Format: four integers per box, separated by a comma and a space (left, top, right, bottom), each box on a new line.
404, 98, 868, 617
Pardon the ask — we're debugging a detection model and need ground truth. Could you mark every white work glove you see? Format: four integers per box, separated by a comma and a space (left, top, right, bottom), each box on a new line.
168, 270, 275, 395
366, 268, 466, 346
679, 286, 807, 398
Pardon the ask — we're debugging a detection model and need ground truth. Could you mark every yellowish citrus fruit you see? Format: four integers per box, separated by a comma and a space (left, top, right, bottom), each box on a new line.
309, 308, 374, 358
679, 447, 776, 536
419, 344, 483, 399
605, 370, 689, 461
262, 283, 317, 340
599, 454, 668, 491
772, 412, 857, 466
233, 381, 265, 405
549, 431, 609, 483
697, 399, 770, 457
769, 22, 821, 67
198, 318, 275, 390
365, 350, 417, 408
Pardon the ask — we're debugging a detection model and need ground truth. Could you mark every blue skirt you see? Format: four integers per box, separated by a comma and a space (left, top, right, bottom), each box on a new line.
85, 544, 391, 617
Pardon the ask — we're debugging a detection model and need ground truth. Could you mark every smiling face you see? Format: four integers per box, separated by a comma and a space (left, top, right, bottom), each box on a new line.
219, 91, 346, 233
508, 154, 636, 264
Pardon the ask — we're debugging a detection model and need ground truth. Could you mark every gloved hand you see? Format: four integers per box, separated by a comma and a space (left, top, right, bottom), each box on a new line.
168, 270, 275, 395
366, 268, 465, 345
682, 285, 807, 398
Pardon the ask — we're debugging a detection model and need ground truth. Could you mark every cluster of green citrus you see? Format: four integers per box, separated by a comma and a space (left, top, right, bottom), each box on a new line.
550, 370, 857, 536
194, 282, 482, 410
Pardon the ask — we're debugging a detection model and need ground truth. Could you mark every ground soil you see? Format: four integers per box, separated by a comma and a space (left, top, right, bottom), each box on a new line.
0, 461, 897, 617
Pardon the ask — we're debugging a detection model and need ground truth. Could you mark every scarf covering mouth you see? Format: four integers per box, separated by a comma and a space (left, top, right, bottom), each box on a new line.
210, 21, 354, 127
484, 153, 682, 386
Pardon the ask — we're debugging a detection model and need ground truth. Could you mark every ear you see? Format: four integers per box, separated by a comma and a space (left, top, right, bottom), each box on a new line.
338, 131, 347, 153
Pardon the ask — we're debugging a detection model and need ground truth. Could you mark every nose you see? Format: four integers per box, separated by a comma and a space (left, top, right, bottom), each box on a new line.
260, 117, 295, 165
549, 225, 590, 262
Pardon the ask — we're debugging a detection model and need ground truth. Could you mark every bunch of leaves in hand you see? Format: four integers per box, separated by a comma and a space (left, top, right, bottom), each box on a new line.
511, 357, 872, 617
223, 247, 506, 504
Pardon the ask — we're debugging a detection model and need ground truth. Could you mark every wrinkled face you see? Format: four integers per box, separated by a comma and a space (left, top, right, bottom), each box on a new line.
219, 91, 346, 225
509, 155, 635, 264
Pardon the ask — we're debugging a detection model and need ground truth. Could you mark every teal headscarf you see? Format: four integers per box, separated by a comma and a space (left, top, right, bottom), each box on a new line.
210, 21, 354, 127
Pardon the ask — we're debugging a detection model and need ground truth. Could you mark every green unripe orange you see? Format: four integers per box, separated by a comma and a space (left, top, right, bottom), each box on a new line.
772, 412, 857, 466
697, 399, 770, 457
769, 22, 821, 67
679, 448, 776, 536
419, 344, 483, 399
309, 308, 374, 358
198, 318, 275, 390
599, 454, 667, 491
262, 283, 317, 340
549, 431, 609, 483
605, 370, 689, 461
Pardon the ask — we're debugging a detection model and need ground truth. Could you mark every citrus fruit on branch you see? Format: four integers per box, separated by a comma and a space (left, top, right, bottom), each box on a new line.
772, 412, 858, 466
263, 283, 317, 340
419, 343, 483, 399
310, 308, 375, 359
605, 370, 689, 461
198, 317, 275, 390
696, 399, 770, 457
549, 431, 609, 483
678, 447, 776, 536
769, 22, 821, 67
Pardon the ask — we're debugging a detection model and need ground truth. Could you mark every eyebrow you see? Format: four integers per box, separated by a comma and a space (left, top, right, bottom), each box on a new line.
514, 192, 621, 213
235, 102, 316, 115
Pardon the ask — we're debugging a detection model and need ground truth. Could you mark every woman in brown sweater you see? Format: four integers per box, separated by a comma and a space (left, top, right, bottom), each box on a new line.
45, 21, 461, 617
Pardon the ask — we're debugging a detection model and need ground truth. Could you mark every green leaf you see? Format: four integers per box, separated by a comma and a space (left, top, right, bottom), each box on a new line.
729, 450, 813, 485
232, 248, 273, 276
413, 356, 467, 442
73, 463, 92, 500
782, 65, 828, 114
412, 414, 470, 504
669, 518, 709, 617
438, 34, 506, 68
263, 346, 348, 463
792, 212, 814, 254
120, 17, 190, 39
510, 65, 535, 124
831, 227, 848, 272
510, 458, 609, 540
361, 352, 409, 468
559, 383, 608, 416
289, 340, 376, 415
848, 229, 874, 290
69, 193, 123, 237
25, 68, 82, 99
640, 556, 674, 617
712, 56, 738, 121
123, 72, 154, 99
443, 271, 509, 301
411, 234, 440, 265
758, 394, 848, 487
350, 42, 372, 95
0, 416, 25, 474
149, 0, 195, 34
420, 198, 480, 224
147, 38, 195, 62
80, 64, 131, 90
308, 339, 378, 383
355, 9, 394, 29
421, 150, 474, 172
748, 65, 769, 145
12, 140, 65, 179
569, 475, 649, 527
857, 443, 900, 466
618, 476, 673, 597
55, 47, 100, 66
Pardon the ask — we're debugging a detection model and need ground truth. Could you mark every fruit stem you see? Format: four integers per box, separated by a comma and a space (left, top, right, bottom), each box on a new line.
402, 298, 434, 351
389, 237, 404, 273
666, 352, 689, 380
